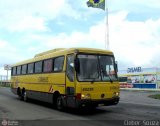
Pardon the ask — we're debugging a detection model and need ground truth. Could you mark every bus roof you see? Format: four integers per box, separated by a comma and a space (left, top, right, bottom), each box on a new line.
12, 48, 114, 67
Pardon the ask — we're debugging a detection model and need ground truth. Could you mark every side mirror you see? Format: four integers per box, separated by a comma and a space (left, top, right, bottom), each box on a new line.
74, 58, 80, 73
115, 61, 118, 72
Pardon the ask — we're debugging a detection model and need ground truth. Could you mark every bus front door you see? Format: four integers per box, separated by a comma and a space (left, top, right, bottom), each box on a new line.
66, 54, 76, 107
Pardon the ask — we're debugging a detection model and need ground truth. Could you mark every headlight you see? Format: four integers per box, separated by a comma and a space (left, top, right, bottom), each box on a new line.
113, 92, 119, 97
81, 93, 91, 99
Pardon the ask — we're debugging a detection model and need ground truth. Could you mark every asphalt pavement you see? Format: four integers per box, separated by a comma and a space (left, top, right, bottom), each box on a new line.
0, 87, 160, 126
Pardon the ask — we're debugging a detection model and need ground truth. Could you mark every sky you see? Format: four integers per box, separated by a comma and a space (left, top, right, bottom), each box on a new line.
0, 0, 160, 76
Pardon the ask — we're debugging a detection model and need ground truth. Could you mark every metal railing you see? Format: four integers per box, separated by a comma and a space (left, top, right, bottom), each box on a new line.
0, 75, 11, 87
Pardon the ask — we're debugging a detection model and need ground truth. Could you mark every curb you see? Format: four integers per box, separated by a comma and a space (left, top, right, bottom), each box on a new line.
120, 88, 160, 92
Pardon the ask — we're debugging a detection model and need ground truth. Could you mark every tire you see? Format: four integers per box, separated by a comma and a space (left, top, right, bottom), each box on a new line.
56, 96, 64, 111
17, 88, 22, 100
23, 91, 28, 102
21, 89, 28, 102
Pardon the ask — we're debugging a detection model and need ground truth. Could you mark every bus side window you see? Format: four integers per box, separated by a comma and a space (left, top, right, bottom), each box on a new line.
22, 64, 27, 75
35, 61, 43, 73
17, 66, 21, 75
28, 63, 34, 74
43, 59, 52, 72
12, 67, 17, 76
54, 56, 64, 72
66, 55, 74, 82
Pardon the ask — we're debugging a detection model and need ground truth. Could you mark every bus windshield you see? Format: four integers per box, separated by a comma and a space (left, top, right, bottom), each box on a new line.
77, 54, 118, 82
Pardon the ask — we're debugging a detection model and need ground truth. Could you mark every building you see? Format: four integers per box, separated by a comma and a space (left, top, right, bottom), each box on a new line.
118, 67, 160, 89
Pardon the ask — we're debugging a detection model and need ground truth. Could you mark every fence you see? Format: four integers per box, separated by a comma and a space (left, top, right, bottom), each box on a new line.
0, 75, 10, 87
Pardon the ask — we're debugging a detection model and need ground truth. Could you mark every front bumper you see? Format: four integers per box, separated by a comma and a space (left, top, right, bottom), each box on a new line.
73, 97, 120, 108
65, 97, 120, 108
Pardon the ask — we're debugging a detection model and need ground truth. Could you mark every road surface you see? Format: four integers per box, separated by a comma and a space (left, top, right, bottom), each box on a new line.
0, 87, 160, 126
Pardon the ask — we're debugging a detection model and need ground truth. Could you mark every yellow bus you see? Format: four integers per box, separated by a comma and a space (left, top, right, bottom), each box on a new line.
11, 48, 120, 110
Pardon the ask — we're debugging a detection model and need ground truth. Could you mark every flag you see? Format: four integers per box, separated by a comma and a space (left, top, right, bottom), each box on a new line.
87, 0, 105, 10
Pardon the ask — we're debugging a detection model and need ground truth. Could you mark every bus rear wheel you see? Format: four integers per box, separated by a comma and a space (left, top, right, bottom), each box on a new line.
21, 88, 28, 102
17, 88, 22, 100
23, 91, 28, 102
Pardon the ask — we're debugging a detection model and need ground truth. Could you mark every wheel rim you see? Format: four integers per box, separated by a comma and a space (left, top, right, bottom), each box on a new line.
24, 92, 27, 101
57, 97, 63, 110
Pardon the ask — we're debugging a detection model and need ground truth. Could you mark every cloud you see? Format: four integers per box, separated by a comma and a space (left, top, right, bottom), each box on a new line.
0, 0, 84, 33
7, 16, 48, 32
23, 22, 106, 52
0, 40, 8, 48
108, 11, 160, 68
12, 10, 159, 70
0, 39, 27, 66
44, 11, 160, 68
109, 0, 160, 11
0, 0, 160, 74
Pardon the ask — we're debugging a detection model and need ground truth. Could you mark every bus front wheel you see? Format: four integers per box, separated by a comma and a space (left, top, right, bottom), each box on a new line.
56, 96, 64, 111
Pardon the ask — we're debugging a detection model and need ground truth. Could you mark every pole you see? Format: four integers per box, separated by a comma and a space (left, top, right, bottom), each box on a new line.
7, 69, 8, 81
0, 76, 2, 86
105, 0, 109, 50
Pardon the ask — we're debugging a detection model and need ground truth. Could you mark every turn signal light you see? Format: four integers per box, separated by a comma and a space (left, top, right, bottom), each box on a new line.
76, 93, 81, 99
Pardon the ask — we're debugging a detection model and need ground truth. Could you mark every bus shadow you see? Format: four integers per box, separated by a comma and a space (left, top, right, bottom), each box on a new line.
64, 107, 111, 116
15, 97, 112, 116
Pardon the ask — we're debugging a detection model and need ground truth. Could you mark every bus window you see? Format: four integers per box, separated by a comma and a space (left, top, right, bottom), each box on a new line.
17, 66, 21, 75
54, 56, 64, 72
28, 63, 34, 74
99, 56, 117, 81
43, 59, 52, 72
22, 64, 27, 75
77, 55, 100, 81
77, 54, 117, 82
35, 61, 43, 73
66, 55, 74, 82
12, 67, 17, 75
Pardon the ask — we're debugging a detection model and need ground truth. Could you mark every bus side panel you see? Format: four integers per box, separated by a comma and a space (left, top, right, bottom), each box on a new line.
11, 73, 66, 103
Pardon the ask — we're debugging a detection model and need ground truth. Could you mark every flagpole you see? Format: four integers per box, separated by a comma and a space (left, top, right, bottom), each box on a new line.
105, 0, 109, 50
